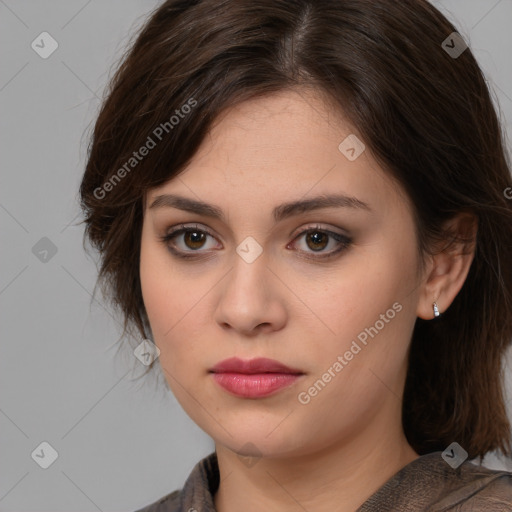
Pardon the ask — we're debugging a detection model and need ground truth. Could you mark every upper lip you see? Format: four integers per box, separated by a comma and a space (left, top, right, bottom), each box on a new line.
209, 357, 304, 374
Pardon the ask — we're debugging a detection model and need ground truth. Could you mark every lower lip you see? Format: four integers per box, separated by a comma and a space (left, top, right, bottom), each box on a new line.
211, 372, 303, 398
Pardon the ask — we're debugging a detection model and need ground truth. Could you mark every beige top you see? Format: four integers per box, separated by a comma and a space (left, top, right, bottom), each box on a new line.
134, 450, 512, 511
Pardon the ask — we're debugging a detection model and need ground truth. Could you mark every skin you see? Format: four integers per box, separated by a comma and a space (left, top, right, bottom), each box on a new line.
139, 88, 476, 512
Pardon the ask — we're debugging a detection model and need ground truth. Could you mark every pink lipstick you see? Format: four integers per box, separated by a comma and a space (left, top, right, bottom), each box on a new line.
209, 357, 304, 398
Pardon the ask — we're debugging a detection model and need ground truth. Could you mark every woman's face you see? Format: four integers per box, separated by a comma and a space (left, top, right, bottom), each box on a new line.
140, 89, 424, 458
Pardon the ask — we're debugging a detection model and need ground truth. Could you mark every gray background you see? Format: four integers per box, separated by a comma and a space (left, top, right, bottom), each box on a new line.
1, 1, 511, 511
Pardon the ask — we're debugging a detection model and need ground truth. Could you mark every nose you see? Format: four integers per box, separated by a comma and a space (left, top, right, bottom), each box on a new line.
213, 251, 287, 336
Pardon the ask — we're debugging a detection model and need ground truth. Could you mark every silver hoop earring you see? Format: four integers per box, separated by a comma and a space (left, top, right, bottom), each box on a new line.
433, 302, 440, 318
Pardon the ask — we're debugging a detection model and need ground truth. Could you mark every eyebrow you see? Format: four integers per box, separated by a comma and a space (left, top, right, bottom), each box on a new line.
149, 193, 372, 223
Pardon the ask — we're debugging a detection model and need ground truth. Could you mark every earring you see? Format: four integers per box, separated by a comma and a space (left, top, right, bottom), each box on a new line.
433, 302, 440, 318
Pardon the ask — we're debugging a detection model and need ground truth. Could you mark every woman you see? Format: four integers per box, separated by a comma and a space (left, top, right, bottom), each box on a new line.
79, 0, 512, 510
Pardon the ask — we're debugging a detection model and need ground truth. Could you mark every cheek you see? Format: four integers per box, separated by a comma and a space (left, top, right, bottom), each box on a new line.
140, 230, 182, 355
140, 239, 169, 334
139, 233, 210, 374
307, 230, 419, 375
323, 248, 413, 335
140, 224, 188, 334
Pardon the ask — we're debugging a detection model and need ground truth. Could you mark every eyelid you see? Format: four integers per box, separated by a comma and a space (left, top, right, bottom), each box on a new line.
166, 223, 215, 238
289, 223, 349, 241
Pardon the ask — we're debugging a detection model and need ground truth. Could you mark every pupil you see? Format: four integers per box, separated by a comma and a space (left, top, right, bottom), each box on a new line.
308, 232, 327, 251
186, 231, 205, 249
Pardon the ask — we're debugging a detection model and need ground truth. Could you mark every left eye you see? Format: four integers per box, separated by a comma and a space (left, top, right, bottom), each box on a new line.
160, 224, 352, 259
290, 228, 352, 256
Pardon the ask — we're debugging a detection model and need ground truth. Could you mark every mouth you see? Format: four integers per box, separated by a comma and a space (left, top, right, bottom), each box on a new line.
209, 356, 304, 375
209, 357, 305, 398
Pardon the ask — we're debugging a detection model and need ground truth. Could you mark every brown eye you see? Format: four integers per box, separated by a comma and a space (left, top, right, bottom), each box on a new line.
160, 223, 352, 261
289, 226, 352, 260
183, 230, 207, 250
160, 224, 219, 258
305, 231, 329, 251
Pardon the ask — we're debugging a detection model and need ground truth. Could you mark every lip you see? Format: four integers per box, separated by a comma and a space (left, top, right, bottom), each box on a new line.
209, 357, 305, 398
209, 357, 303, 374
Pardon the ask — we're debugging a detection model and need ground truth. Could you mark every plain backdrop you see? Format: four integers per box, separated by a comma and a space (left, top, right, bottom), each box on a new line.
1, 1, 512, 511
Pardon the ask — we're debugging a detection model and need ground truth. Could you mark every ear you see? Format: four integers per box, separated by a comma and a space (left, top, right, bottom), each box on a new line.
416, 212, 478, 320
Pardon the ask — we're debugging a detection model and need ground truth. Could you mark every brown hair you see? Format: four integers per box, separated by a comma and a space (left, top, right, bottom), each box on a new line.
79, 0, 512, 459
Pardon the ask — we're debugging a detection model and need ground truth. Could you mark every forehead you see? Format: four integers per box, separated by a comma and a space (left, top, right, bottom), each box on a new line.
145, 89, 407, 221
194, 88, 352, 169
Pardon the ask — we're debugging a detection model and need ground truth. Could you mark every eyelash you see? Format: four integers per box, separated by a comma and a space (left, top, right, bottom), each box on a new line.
159, 223, 352, 261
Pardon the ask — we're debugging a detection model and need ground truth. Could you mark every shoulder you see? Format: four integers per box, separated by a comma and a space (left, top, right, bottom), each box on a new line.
453, 470, 512, 511
379, 451, 512, 511
133, 489, 181, 512
432, 459, 512, 511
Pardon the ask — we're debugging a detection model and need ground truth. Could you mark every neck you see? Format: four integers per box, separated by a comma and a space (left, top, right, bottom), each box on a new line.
213, 418, 418, 512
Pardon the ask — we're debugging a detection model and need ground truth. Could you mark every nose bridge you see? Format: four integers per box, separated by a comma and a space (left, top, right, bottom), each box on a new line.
224, 243, 270, 307
214, 241, 285, 333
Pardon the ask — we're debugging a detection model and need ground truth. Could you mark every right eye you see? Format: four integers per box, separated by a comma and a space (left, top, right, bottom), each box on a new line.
159, 223, 221, 258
